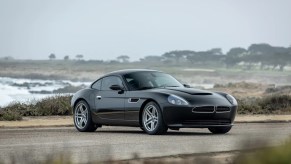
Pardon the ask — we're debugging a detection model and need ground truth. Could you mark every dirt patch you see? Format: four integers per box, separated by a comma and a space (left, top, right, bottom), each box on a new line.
0, 116, 72, 128
235, 115, 291, 123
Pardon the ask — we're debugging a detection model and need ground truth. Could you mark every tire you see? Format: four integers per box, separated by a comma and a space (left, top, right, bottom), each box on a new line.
74, 100, 97, 132
208, 126, 232, 134
142, 102, 168, 135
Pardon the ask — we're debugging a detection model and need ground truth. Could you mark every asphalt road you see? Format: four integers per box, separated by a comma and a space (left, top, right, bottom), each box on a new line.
1, 123, 291, 163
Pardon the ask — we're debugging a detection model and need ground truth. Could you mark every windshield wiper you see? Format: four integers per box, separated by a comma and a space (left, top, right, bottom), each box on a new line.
138, 86, 180, 90
159, 85, 180, 88
138, 87, 156, 90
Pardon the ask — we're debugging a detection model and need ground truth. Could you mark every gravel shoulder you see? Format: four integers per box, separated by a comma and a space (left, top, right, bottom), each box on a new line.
1, 115, 291, 128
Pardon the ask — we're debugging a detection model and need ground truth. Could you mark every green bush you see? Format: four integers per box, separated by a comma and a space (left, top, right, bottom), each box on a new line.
0, 110, 22, 121
33, 96, 72, 116
237, 95, 291, 114
0, 95, 72, 121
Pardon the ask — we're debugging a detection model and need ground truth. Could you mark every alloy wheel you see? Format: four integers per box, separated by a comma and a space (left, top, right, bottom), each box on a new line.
143, 105, 159, 131
74, 103, 88, 129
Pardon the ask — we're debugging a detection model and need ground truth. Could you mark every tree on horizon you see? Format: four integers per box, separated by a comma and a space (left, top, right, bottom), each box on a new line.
117, 55, 130, 63
76, 54, 84, 60
64, 56, 69, 60
49, 53, 56, 60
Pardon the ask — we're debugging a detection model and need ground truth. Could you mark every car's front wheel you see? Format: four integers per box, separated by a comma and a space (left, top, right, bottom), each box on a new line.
74, 100, 97, 132
142, 102, 168, 135
208, 126, 232, 134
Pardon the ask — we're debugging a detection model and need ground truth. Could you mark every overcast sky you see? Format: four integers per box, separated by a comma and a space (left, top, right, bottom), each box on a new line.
0, 0, 290, 61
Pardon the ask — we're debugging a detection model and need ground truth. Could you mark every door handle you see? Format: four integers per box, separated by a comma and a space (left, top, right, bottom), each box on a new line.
96, 96, 102, 100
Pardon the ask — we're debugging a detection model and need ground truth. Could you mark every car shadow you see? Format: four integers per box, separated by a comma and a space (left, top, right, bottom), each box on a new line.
96, 130, 144, 134
166, 131, 212, 136
95, 130, 213, 136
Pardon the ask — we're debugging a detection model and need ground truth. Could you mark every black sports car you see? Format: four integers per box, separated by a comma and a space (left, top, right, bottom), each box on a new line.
71, 69, 237, 135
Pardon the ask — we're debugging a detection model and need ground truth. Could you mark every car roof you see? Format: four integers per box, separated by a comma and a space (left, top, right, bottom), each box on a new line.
105, 69, 163, 76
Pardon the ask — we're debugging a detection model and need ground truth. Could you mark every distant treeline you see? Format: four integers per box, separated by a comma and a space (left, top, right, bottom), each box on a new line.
1, 43, 291, 71
129, 43, 291, 71
145, 43, 291, 71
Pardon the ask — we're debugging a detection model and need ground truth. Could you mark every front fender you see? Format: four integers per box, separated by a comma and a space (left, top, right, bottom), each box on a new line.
71, 88, 95, 109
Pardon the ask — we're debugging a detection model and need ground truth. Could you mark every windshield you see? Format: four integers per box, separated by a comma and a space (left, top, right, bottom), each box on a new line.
123, 72, 183, 90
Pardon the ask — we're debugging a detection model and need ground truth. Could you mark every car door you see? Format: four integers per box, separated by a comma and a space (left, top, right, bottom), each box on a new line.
94, 76, 126, 120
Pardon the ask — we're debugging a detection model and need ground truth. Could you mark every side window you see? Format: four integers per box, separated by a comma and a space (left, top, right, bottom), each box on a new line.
101, 76, 123, 91
92, 79, 102, 90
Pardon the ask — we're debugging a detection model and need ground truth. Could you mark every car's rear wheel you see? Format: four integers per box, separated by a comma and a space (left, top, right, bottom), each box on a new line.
74, 100, 97, 132
208, 126, 232, 134
142, 102, 168, 135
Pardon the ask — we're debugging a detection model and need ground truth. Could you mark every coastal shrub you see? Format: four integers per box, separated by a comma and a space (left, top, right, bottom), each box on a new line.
259, 95, 291, 114
0, 95, 72, 121
33, 95, 72, 116
0, 109, 22, 121
214, 82, 263, 89
237, 95, 291, 114
237, 98, 262, 114
265, 85, 291, 95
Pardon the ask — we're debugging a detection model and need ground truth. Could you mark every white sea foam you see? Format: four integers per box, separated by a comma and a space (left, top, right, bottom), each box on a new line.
0, 95, 14, 107
0, 83, 30, 95
0, 77, 90, 107
62, 80, 91, 86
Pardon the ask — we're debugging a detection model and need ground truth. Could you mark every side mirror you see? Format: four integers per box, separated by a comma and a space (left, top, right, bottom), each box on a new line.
183, 84, 191, 88
110, 84, 124, 91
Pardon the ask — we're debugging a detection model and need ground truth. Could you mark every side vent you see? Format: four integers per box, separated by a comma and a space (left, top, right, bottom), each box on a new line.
128, 98, 139, 103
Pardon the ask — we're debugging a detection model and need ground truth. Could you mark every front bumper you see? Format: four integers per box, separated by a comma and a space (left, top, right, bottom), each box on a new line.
162, 105, 237, 128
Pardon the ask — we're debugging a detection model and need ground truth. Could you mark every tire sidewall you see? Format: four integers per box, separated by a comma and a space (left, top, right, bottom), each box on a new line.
142, 102, 166, 135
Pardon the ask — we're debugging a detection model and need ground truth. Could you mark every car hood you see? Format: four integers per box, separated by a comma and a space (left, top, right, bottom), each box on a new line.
162, 87, 213, 95
154, 87, 214, 95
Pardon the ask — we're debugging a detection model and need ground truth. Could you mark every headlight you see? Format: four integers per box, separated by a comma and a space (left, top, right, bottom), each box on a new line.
226, 94, 237, 105
167, 95, 189, 105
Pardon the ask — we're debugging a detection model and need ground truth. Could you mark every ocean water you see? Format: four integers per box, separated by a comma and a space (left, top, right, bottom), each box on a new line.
0, 77, 91, 107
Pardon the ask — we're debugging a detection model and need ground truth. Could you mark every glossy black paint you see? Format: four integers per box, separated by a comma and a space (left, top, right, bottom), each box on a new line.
71, 69, 237, 129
